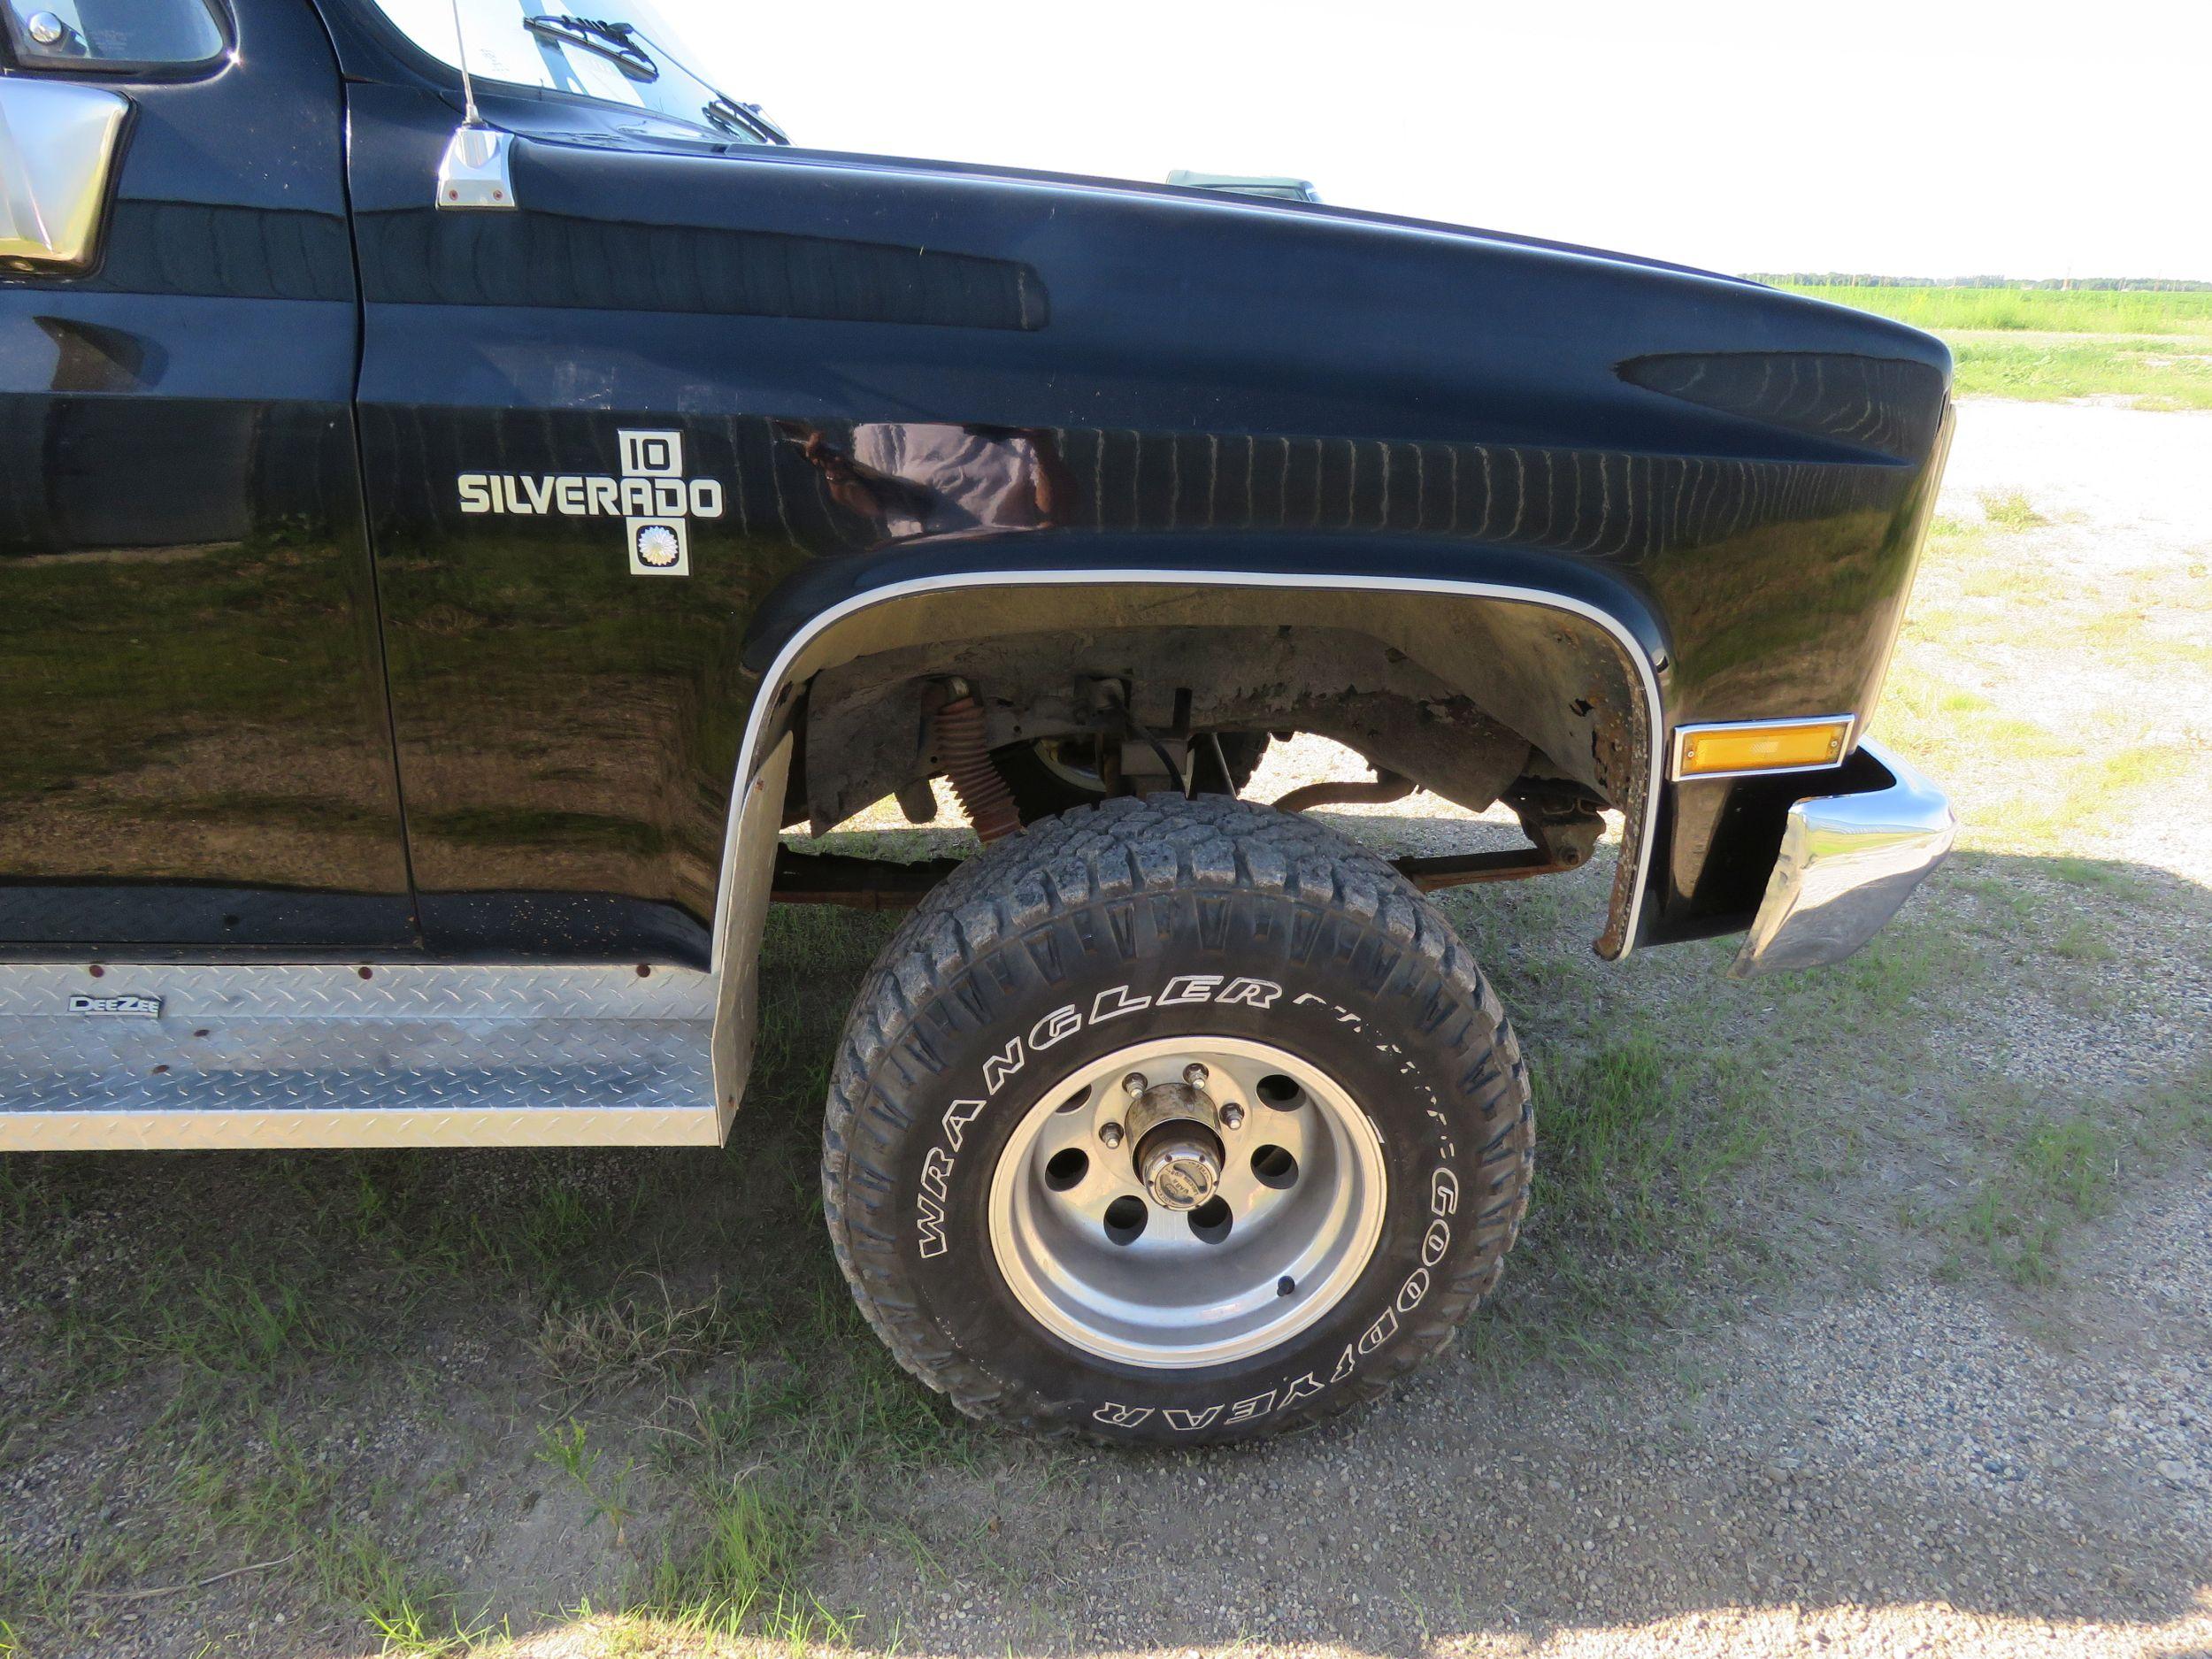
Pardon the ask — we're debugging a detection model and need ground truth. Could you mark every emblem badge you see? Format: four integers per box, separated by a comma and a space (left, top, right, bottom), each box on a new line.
453, 426, 721, 577
70, 994, 162, 1018
631, 519, 687, 574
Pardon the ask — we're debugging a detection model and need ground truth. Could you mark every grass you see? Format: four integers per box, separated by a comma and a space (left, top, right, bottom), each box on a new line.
538, 1421, 640, 1549
1778, 284, 2212, 336
1778, 283, 2212, 409
1951, 336, 2212, 411
1945, 1063, 2212, 1286
1977, 488, 2045, 530
537, 1279, 733, 1394
1463, 1029, 1781, 1378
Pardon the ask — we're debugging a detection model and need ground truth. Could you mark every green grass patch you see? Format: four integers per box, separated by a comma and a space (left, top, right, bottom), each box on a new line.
1778, 284, 2212, 336
1466, 1031, 1777, 1377
1951, 337, 2212, 411
1774, 284, 2212, 407
1945, 1064, 2212, 1286
1978, 489, 2046, 531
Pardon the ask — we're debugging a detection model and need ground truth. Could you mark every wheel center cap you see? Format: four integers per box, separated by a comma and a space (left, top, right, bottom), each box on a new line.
1138, 1128, 1223, 1210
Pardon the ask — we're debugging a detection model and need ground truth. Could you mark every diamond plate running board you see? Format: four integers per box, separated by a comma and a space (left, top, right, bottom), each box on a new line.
0, 964, 725, 1151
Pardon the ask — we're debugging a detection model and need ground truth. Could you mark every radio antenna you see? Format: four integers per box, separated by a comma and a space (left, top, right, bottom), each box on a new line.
446, 0, 484, 126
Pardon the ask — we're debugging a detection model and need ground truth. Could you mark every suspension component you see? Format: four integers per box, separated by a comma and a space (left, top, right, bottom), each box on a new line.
930, 680, 1021, 843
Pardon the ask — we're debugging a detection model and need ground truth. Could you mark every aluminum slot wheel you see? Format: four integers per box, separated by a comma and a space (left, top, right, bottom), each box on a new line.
987, 1035, 1387, 1369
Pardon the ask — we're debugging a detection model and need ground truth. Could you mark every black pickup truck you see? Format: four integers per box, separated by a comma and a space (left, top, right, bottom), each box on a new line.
0, 0, 1955, 1442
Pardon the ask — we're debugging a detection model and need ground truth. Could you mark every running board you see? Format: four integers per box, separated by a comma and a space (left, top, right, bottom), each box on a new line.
0, 964, 726, 1152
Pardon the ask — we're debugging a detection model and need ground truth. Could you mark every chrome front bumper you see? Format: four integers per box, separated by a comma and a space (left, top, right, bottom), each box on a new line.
1729, 740, 1957, 977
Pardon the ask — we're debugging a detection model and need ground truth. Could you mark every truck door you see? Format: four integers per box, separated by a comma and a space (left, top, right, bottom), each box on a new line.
0, 0, 413, 949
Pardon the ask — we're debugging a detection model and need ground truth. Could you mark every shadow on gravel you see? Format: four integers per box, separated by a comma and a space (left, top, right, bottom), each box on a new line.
1, 835, 2208, 1657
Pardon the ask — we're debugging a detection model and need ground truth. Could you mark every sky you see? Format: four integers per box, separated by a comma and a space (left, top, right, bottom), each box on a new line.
678, 0, 2210, 283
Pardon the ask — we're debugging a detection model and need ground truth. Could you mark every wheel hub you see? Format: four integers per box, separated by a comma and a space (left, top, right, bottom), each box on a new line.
1121, 1071, 1225, 1210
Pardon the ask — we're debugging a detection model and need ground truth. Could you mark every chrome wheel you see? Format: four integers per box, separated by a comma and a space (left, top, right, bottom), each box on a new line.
987, 1035, 1387, 1369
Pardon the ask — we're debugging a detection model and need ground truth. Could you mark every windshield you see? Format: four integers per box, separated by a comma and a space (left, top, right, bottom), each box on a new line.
368, 0, 782, 142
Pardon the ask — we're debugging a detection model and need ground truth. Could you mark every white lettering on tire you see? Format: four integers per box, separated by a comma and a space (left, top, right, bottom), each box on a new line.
941, 1099, 985, 1152
980, 1035, 1026, 1094
1029, 1004, 1082, 1051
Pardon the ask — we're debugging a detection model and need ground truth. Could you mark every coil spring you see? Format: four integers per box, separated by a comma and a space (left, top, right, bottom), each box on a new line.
933, 692, 1021, 843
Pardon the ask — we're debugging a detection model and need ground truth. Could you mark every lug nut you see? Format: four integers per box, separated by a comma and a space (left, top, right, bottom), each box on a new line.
1183, 1062, 1210, 1087
1122, 1072, 1148, 1099
1098, 1121, 1125, 1148
1220, 1102, 1245, 1129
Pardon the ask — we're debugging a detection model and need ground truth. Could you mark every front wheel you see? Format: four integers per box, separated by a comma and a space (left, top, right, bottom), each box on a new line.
821, 795, 1532, 1443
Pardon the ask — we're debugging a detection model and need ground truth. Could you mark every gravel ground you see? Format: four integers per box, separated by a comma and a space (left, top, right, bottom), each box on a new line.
4, 398, 2209, 1659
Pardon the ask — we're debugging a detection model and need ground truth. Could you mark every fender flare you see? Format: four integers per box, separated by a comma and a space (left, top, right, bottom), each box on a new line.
704, 533, 1673, 1116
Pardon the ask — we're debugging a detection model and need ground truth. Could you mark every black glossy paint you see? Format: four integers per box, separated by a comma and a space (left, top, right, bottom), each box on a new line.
0, 0, 413, 949
0, 0, 1953, 961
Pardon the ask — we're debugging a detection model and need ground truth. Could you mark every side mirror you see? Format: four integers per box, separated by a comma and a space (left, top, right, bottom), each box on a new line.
0, 80, 128, 273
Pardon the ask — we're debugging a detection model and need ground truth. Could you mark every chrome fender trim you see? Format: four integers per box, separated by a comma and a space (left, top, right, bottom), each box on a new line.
705, 569, 1671, 1115
1729, 739, 1956, 978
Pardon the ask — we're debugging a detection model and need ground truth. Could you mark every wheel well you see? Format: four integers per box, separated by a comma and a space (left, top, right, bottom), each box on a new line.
800, 622, 1537, 827
757, 577, 1657, 959
789, 585, 1648, 828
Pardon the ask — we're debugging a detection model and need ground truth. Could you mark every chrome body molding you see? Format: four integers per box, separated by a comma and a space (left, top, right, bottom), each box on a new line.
0, 80, 129, 271
1729, 740, 1956, 978
1669, 714, 1857, 781
0, 964, 719, 1151
704, 568, 1670, 1110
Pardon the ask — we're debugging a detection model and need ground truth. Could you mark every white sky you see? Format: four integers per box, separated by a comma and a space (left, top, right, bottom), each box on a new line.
680, 0, 2210, 282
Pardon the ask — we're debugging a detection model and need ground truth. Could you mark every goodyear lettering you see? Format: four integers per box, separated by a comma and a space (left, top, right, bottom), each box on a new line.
1225, 1390, 1277, 1425
1422, 1217, 1450, 1266
1431, 1166, 1461, 1217
1162, 1405, 1224, 1432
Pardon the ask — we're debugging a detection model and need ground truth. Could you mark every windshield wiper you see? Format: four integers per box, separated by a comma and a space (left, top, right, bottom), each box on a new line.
704, 96, 788, 144
522, 14, 657, 81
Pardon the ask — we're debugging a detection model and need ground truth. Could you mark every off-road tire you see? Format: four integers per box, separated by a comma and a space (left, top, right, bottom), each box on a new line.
820, 795, 1533, 1444
994, 732, 1271, 825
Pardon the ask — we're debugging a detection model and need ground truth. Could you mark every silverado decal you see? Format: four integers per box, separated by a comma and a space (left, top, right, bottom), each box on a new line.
456, 428, 725, 577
